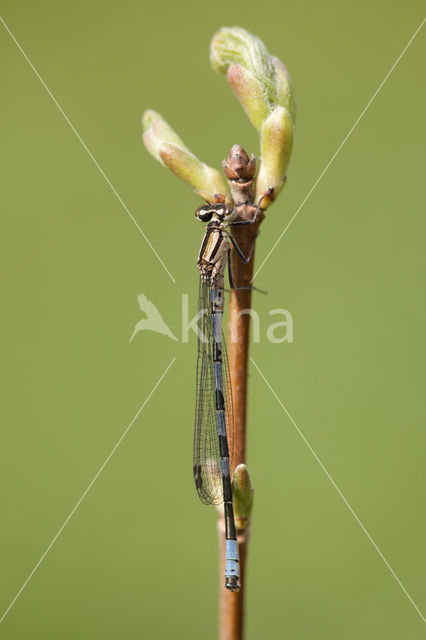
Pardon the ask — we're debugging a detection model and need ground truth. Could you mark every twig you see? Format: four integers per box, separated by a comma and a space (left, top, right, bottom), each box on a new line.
218, 145, 264, 640
142, 26, 295, 640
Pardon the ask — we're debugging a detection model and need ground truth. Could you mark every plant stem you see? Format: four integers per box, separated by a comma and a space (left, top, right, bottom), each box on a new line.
218, 146, 265, 640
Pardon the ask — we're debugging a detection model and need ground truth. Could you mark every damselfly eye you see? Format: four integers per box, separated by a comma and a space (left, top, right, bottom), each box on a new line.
196, 206, 213, 222
215, 207, 226, 220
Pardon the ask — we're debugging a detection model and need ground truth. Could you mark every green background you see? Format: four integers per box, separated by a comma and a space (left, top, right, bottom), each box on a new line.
1, 1, 425, 638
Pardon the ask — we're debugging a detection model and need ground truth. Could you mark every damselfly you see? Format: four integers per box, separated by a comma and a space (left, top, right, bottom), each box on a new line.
193, 189, 271, 591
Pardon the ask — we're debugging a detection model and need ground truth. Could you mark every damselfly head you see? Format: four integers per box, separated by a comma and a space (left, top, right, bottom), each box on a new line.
195, 203, 237, 223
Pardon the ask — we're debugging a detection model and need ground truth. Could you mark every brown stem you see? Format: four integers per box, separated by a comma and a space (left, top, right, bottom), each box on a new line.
218, 146, 265, 640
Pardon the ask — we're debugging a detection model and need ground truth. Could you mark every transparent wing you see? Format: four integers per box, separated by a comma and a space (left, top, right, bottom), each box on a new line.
193, 280, 234, 505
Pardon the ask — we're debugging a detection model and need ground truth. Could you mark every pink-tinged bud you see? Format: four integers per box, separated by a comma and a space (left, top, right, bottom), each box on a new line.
210, 28, 296, 209
159, 143, 230, 202
142, 109, 190, 162
227, 63, 271, 132
142, 110, 231, 203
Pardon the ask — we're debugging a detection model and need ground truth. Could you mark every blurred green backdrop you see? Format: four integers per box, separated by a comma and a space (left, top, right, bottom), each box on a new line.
0, 1, 425, 638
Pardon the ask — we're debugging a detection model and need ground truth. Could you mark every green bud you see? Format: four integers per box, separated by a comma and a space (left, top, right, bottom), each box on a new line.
255, 107, 294, 205
210, 27, 295, 208
142, 110, 231, 203
211, 27, 278, 105
232, 464, 254, 530
210, 27, 296, 133
272, 57, 296, 124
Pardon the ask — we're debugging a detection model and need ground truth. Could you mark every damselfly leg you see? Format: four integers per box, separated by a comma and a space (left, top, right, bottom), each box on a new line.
229, 187, 274, 227
227, 245, 267, 294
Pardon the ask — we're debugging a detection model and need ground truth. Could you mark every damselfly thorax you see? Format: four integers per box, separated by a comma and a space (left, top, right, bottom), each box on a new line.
195, 190, 272, 290
196, 204, 235, 286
